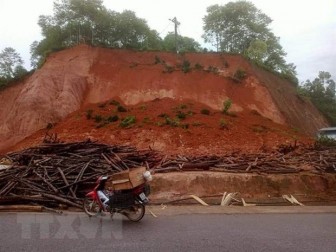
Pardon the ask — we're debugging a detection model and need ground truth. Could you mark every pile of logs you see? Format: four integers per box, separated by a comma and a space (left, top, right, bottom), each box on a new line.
0, 140, 335, 209
0, 140, 160, 209
155, 148, 336, 174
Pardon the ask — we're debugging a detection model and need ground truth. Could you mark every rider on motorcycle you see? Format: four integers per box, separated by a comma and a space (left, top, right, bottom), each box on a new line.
96, 176, 112, 209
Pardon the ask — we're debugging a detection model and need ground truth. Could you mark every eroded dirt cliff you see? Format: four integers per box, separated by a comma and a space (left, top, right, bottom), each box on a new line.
0, 45, 328, 153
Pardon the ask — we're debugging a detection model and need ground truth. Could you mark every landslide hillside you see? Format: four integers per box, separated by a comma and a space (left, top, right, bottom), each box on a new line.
0, 45, 328, 154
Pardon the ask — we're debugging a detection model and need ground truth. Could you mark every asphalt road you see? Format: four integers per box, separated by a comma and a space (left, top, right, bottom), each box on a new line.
1, 211, 335, 252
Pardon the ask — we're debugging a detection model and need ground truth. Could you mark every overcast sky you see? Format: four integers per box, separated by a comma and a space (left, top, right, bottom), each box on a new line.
0, 0, 335, 82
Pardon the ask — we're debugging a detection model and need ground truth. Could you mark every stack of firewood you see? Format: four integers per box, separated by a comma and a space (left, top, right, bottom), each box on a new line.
0, 140, 160, 209
0, 140, 334, 209
154, 148, 336, 174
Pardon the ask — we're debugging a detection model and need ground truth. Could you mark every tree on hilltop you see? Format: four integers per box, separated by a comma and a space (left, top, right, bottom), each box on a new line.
0, 47, 27, 88
0, 47, 24, 79
163, 32, 202, 53
31, 0, 162, 68
202, 1, 297, 84
299, 71, 336, 125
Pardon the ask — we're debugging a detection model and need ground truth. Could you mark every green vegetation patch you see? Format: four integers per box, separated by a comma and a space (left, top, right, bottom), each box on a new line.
233, 69, 246, 81
206, 66, 219, 74
120, 115, 136, 128
222, 99, 232, 114
107, 115, 119, 123
194, 63, 204, 70
176, 111, 187, 120
316, 136, 336, 147
182, 60, 191, 73
219, 118, 228, 129
94, 115, 104, 123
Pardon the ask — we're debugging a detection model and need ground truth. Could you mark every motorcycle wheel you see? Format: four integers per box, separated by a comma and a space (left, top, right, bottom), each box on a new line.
124, 204, 145, 222
83, 197, 101, 217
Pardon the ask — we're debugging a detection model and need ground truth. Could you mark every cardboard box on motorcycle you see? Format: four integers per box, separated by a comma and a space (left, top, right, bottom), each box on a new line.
105, 167, 146, 191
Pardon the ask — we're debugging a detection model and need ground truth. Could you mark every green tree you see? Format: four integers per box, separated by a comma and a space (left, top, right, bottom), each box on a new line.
280, 63, 298, 84
31, 0, 162, 68
32, 0, 110, 66
13, 65, 28, 79
0, 47, 28, 88
0, 47, 25, 79
299, 71, 336, 125
114, 10, 161, 49
163, 32, 201, 52
203, 1, 297, 83
246, 40, 267, 63
52, 0, 109, 45
30, 41, 40, 68
203, 2, 273, 53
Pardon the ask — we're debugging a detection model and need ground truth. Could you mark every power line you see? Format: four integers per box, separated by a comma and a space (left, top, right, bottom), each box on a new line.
158, 22, 172, 36
177, 27, 182, 38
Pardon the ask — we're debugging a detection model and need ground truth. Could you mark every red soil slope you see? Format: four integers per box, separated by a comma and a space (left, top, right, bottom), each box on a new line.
0, 45, 328, 154
9, 97, 313, 155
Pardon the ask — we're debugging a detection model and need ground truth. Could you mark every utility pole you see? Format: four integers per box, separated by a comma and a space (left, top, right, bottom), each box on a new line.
169, 17, 180, 53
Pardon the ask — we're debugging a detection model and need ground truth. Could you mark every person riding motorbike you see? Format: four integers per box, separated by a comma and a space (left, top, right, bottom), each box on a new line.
83, 169, 153, 221
96, 176, 112, 209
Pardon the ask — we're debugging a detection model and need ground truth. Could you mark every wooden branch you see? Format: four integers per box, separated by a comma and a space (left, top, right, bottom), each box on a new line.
57, 167, 76, 198
1, 140, 334, 210
41, 193, 82, 208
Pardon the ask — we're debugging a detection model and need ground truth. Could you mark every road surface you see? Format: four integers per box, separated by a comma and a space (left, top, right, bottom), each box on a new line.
1, 208, 335, 252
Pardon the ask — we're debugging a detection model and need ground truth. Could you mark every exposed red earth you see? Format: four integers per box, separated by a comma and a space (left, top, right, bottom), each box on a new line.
0, 45, 327, 154
0, 45, 334, 202
5, 97, 313, 155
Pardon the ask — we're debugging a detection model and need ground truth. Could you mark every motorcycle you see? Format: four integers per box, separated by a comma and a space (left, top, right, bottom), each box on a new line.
83, 170, 152, 222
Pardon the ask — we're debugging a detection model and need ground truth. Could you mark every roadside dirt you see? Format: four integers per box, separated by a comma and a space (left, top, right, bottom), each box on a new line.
150, 172, 336, 202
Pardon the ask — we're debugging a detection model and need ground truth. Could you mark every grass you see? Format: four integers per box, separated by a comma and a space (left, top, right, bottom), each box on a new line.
219, 118, 228, 129
106, 115, 119, 123
176, 111, 187, 120
315, 135, 336, 147
119, 115, 136, 128
182, 60, 191, 73
164, 117, 180, 127
194, 63, 204, 70
233, 68, 246, 81
94, 115, 103, 123
222, 99, 232, 114
206, 66, 219, 74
